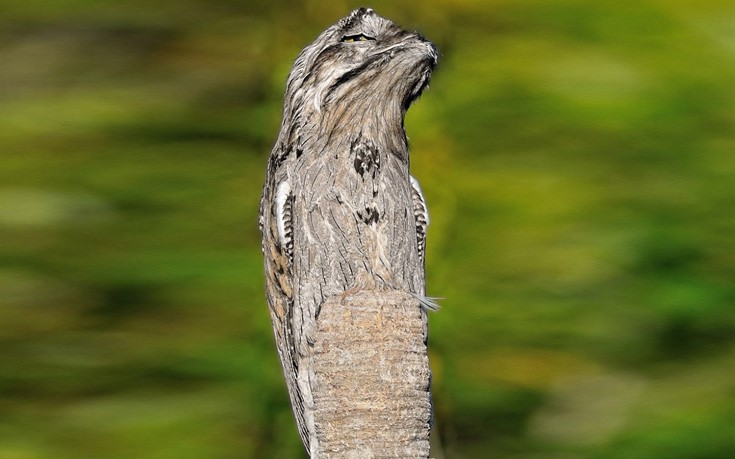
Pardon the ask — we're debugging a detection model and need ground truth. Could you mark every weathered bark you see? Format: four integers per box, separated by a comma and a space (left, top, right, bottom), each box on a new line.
309, 291, 431, 458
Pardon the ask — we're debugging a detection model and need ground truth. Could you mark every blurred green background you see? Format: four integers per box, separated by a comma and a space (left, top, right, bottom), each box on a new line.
2, 0, 735, 458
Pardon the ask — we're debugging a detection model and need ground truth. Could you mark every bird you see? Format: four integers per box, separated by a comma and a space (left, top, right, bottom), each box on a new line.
259, 7, 438, 455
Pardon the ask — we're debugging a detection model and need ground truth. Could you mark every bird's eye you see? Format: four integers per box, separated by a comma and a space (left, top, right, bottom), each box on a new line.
340, 33, 375, 43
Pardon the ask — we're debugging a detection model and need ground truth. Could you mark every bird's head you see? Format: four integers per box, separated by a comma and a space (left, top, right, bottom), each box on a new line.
283, 8, 438, 134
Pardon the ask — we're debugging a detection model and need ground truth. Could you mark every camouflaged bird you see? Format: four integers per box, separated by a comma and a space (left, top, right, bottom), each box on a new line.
259, 8, 438, 457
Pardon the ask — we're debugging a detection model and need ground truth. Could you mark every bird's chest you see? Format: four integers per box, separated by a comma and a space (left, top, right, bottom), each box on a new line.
289, 140, 418, 292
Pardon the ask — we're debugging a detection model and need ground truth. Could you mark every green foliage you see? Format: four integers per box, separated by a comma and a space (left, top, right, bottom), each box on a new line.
1, 0, 734, 457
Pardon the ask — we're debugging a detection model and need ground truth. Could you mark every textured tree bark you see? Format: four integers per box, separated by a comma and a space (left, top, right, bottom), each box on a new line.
309, 291, 431, 459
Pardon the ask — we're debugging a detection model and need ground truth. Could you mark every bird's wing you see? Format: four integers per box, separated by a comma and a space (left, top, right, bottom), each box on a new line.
409, 175, 429, 269
260, 176, 311, 450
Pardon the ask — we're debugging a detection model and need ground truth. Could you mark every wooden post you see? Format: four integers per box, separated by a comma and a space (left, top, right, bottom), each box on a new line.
309, 291, 431, 458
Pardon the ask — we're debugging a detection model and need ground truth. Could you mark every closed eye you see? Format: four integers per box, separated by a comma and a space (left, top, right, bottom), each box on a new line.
340, 33, 375, 43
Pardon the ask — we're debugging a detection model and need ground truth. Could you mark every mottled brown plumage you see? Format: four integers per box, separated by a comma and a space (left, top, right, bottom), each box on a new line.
259, 8, 437, 457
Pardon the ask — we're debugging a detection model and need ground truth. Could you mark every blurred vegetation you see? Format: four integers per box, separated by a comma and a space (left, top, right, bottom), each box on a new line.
1, 0, 735, 458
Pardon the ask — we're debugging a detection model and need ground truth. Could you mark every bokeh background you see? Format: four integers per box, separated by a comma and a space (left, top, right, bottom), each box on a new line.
2, 0, 735, 458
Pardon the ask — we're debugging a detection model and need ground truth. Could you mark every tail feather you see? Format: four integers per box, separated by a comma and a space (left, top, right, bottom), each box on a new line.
412, 293, 442, 311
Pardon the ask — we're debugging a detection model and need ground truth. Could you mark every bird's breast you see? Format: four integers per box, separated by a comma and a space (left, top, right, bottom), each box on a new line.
291, 142, 419, 297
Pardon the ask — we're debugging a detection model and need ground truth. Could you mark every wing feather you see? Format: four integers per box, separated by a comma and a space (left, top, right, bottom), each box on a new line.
260, 177, 311, 450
